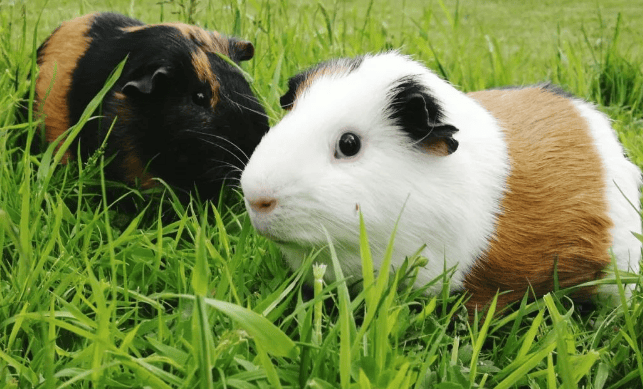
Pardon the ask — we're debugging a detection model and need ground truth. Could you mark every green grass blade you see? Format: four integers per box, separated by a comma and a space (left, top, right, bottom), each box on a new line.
323, 226, 353, 389
175, 295, 301, 359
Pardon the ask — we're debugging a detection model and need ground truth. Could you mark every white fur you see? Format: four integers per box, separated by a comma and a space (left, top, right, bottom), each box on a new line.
572, 100, 642, 294
241, 52, 642, 295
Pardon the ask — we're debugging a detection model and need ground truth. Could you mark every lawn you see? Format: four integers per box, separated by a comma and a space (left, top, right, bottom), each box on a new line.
1, 0, 643, 388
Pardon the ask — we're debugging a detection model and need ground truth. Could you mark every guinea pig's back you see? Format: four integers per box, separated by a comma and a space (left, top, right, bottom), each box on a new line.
36, 13, 97, 146
35, 13, 143, 155
465, 86, 641, 311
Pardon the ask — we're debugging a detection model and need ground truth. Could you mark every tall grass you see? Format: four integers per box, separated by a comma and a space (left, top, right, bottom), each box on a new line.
1, 0, 642, 387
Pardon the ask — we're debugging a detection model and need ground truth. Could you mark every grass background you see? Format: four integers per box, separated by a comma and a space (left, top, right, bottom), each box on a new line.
1, 0, 643, 388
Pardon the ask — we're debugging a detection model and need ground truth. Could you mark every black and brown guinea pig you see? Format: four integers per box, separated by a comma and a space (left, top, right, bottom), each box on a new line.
241, 52, 642, 316
34, 12, 268, 200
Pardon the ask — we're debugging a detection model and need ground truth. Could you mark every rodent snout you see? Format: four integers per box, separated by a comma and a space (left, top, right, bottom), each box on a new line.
247, 197, 278, 214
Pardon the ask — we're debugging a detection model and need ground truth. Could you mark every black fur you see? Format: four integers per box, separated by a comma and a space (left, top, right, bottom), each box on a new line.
36, 12, 268, 200
280, 57, 364, 110
387, 75, 459, 154
488, 82, 576, 99
539, 83, 576, 99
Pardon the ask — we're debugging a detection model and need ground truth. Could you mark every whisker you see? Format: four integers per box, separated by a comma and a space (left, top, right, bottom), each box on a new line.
185, 129, 250, 162
227, 91, 273, 120
201, 159, 243, 179
233, 91, 270, 119
206, 175, 242, 185
231, 99, 273, 120
228, 180, 243, 190
188, 134, 248, 167
209, 161, 243, 176
232, 90, 261, 104
206, 133, 250, 161
203, 163, 240, 175
221, 169, 241, 184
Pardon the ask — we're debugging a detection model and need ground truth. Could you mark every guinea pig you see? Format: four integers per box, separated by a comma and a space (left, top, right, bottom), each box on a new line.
240, 52, 642, 316
34, 12, 268, 200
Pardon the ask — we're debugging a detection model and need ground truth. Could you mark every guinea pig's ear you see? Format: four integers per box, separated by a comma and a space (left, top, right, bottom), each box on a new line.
393, 91, 459, 156
227, 38, 255, 63
121, 66, 171, 95
280, 73, 306, 111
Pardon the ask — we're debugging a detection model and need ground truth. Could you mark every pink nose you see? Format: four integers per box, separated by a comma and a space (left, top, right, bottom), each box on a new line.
248, 197, 277, 213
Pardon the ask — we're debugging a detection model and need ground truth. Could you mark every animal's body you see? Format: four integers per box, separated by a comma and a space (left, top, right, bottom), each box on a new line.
240, 52, 642, 315
35, 12, 268, 199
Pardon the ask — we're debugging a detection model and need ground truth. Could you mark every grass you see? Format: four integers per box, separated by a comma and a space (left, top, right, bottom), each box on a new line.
1, 0, 643, 387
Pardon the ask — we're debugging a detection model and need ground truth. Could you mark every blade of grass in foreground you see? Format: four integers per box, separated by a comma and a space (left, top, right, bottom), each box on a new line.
323, 226, 353, 389
351, 206, 404, 358
469, 293, 497, 387
612, 259, 643, 388
359, 211, 375, 317
163, 294, 299, 359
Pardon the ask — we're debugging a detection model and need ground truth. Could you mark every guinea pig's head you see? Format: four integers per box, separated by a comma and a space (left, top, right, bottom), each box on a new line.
109, 23, 269, 199
240, 52, 464, 271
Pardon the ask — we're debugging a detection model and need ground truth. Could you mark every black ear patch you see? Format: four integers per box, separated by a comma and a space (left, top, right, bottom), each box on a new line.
280, 72, 306, 110
387, 76, 459, 155
122, 66, 171, 95
228, 38, 254, 63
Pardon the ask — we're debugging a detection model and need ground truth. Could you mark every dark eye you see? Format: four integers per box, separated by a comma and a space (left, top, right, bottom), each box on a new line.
192, 91, 209, 107
335, 132, 362, 159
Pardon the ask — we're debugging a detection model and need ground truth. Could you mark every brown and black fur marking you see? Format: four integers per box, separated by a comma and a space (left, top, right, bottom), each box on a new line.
35, 12, 268, 199
279, 57, 364, 110
386, 75, 459, 155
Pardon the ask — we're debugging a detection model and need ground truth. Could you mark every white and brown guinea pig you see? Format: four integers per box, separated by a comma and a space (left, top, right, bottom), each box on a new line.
240, 52, 642, 315
35, 12, 268, 200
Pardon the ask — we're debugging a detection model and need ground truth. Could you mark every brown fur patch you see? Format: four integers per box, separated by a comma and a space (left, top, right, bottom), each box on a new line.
120, 135, 155, 189
191, 51, 220, 108
121, 23, 229, 55
422, 140, 450, 156
111, 92, 133, 122
120, 25, 145, 33
464, 87, 612, 318
107, 92, 154, 188
289, 64, 355, 110
36, 13, 97, 162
